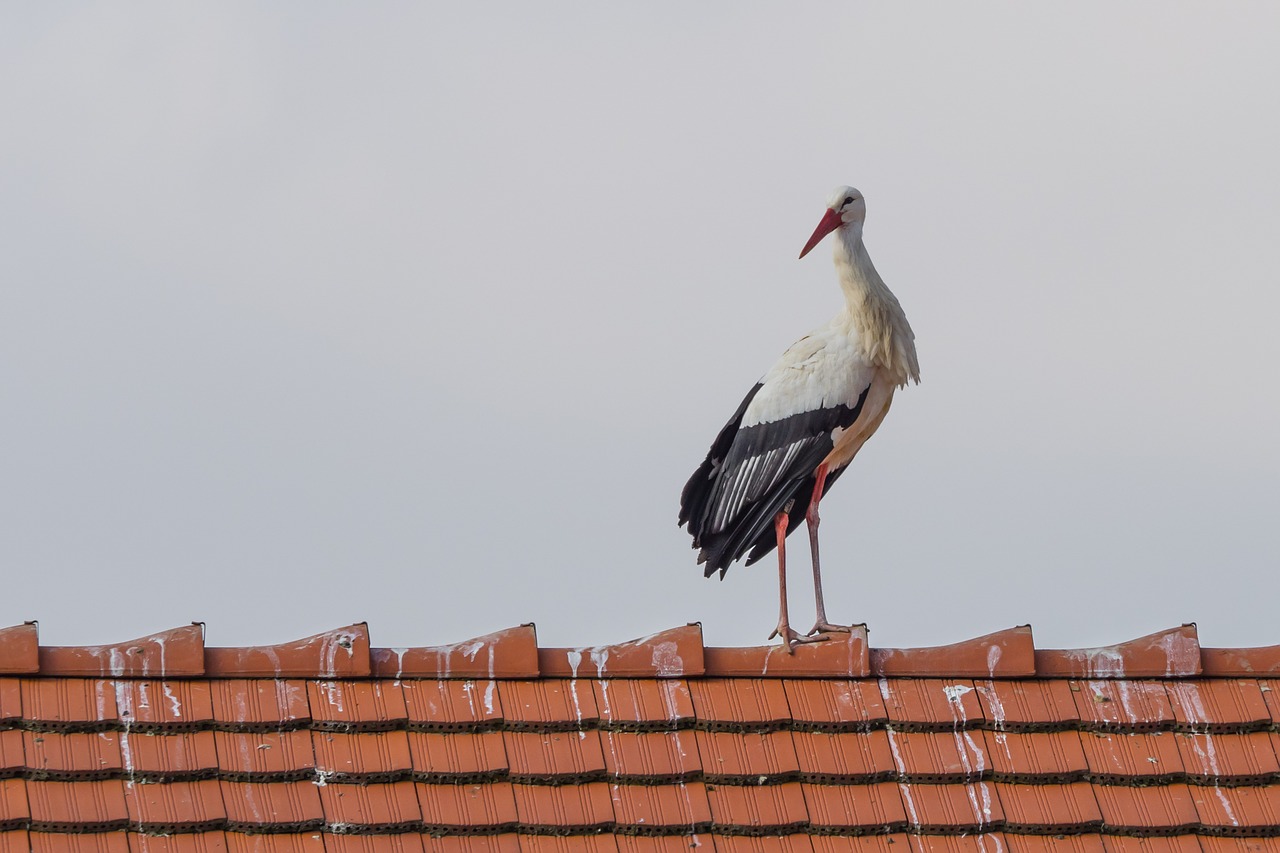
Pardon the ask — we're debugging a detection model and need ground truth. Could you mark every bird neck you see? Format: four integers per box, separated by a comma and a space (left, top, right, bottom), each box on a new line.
832, 224, 921, 387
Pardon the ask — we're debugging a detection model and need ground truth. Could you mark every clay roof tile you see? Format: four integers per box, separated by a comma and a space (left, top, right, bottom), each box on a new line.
310, 731, 413, 783
974, 680, 1080, 732
369, 625, 539, 680
599, 730, 701, 782
591, 679, 696, 731
1163, 679, 1272, 733
37, 626, 204, 679
213, 730, 314, 782
219, 781, 323, 832
510, 781, 615, 833
1078, 731, 1184, 784
1092, 783, 1199, 835
315, 780, 422, 833
405, 731, 507, 782
687, 680, 791, 732
694, 730, 800, 784
801, 780, 907, 833
981, 730, 1088, 783
27, 779, 127, 831
416, 780, 518, 833
703, 627, 869, 679
1035, 627, 1202, 680
871, 627, 1036, 679
401, 679, 503, 732
993, 781, 1102, 834
1176, 732, 1280, 785
1190, 783, 1280, 834
503, 730, 608, 783
791, 730, 895, 783
306, 680, 407, 733
609, 781, 713, 834
0, 625, 39, 675
122, 778, 225, 832
205, 625, 370, 679
0, 779, 28, 830
704, 781, 809, 835
897, 781, 1003, 833
878, 679, 984, 732
24, 732, 122, 781
498, 680, 598, 732
885, 730, 990, 783
1071, 681, 1175, 732
208, 680, 310, 732
539, 626, 705, 679
781, 680, 887, 732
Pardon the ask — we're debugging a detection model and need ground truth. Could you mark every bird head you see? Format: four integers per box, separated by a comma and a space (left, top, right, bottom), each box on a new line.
798, 186, 865, 259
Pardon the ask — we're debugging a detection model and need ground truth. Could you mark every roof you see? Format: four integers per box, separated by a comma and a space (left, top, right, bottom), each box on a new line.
2, 620, 1280, 851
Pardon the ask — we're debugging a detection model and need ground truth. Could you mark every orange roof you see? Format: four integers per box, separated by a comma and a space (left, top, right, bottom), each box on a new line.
2, 620, 1280, 849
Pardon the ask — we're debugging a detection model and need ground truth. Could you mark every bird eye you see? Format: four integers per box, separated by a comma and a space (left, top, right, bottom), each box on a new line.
843, 196, 854, 206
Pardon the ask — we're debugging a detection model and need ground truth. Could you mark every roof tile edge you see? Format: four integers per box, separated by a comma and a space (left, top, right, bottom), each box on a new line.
370, 623, 540, 679
1034, 624, 1202, 679
869, 625, 1036, 678
538, 624, 705, 679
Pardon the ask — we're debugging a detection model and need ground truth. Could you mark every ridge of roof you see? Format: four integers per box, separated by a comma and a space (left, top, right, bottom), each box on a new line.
6, 621, 1278, 679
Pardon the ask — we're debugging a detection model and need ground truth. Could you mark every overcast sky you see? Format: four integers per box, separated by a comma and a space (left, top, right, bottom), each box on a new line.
2, 4, 1277, 653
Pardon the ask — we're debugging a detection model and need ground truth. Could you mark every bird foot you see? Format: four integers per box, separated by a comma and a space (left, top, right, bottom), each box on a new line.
806, 620, 852, 636
769, 622, 830, 654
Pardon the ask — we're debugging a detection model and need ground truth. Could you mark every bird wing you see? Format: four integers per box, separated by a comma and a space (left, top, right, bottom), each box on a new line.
680, 328, 877, 575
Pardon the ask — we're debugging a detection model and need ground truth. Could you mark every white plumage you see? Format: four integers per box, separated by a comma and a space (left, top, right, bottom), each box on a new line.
679, 185, 919, 651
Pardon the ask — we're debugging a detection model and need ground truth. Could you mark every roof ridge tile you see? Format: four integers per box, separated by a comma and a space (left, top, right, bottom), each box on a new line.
370, 625, 540, 680
870, 627, 1036, 679
1035, 626, 1202, 680
704, 625, 869, 678
539, 625, 705, 680
205, 624, 370, 679
37, 625, 205, 678
0, 625, 38, 675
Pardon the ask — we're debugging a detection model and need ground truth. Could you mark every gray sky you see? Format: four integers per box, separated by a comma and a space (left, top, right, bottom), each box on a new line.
2, 4, 1277, 652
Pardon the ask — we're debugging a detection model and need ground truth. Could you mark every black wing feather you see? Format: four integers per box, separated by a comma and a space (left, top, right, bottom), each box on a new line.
679, 385, 870, 578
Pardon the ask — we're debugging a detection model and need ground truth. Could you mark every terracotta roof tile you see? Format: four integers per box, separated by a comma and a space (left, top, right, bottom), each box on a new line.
781, 679, 888, 732
694, 730, 799, 783
1071, 681, 1175, 733
688, 680, 791, 732
1191, 784, 1280, 835
1035, 627, 1202, 680
510, 781, 615, 832
219, 781, 323, 831
711, 838, 813, 853
213, 730, 314, 781
24, 732, 123, 780
406, 731, 507, 782
306, 680, 407, 733
1201, 645, 1280, 678
540, 626, 706, 679
1198, 839, 1280, 853
801, 780, 907, 833
592, 679, 696, 731
705, 781, 808, 834
316, 780, 421, 832
320, 834, 423, 853
28, 832, 130, 853
1164, 679, 1272, 733
311, 731, 412, 783
906, 833, 1011, 852
14, 620, 1280, 850
37, 626, 205, 679
974, 680, 1080, 732
401, 679, 503, 732
0, 779, 28, 829
897, 781, 1002, 833
128, 833, 231, 853
0, 732, 22, 778
1092, 783, 1199, 835
885, 730, 989, 783
617, 837, 709, 853
122, 778, 225, 832
600, 730, 701, 782
1005, 836, 1106, 853
1078, 732, 1183, 783
703, 627, 870, 679
416, 781, 518, 833
426, 836, 521, 853
119, 730, 220, 780
993, 781, 1102, 833
520, 838, 621, 853
0, 681, 21, 727
1099, 836, 1202, 853
791, 730, 895, 783
222, 833, 326, 853
205, 625, 370, 679
114, 680, 214, 732
812, 834, 907, 853
609, 781, 713, 834
208, 680, 310, 731
21, 679, 117, 732
878, 680, 984, 731
499, 680, 598, 732
871, 627, 1036, 679
1176, 732, 1280, 784
369, 625, 540, 680
0, 625, 39, 676
27, 779, 127, 831
503, 730, 607, 783
981, 730, 1087, 783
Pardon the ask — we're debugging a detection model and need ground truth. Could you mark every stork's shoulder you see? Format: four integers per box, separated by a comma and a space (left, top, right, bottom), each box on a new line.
743, 321, 877, 428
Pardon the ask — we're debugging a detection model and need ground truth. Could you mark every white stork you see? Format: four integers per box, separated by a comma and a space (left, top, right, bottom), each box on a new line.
679, 186, 920, 651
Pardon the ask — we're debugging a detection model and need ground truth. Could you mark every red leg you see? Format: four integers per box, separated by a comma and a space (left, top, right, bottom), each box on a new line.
768, 509, 828, 653
806, 463, 850, 636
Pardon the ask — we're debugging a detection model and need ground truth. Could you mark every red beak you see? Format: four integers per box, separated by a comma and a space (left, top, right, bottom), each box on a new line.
798, 208, 843, 259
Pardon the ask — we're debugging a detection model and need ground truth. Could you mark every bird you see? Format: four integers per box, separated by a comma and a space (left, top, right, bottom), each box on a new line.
679, 186, 920, 652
